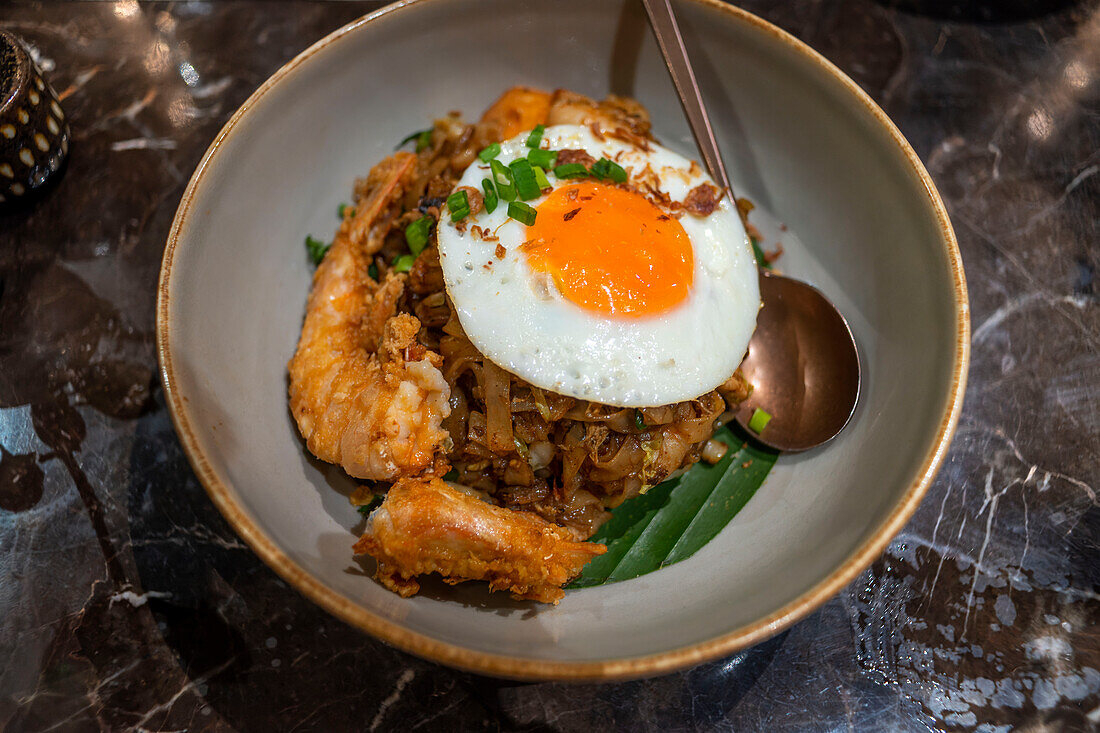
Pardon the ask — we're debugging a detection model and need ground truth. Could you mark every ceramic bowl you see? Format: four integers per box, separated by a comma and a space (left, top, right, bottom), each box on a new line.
157, 0, 968, 680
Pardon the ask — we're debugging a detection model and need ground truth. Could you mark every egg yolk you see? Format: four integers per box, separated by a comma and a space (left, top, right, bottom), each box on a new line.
523, 182, 693, 317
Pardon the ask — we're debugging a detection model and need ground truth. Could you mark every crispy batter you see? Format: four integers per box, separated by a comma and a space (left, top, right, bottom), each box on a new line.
288, 152, 451, 480
355, 478, 606, 603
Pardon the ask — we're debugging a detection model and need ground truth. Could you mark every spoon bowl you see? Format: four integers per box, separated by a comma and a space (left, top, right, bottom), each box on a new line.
734, 269, 861, 451
642, 0, 862, 450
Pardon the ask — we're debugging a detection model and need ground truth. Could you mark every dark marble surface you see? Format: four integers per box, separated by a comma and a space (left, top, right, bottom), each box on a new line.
0, 0, 1097, 730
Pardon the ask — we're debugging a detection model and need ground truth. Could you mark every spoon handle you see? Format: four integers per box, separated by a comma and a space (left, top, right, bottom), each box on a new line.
641, 0, 733, 194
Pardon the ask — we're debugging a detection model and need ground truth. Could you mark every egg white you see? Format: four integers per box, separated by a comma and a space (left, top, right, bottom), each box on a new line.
436, 124, 759, 407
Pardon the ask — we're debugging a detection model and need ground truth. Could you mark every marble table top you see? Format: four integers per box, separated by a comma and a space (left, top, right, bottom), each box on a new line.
1, 1, 1097, 730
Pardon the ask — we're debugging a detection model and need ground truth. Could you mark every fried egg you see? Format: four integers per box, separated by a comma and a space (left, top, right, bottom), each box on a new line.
436, 124, 759, 407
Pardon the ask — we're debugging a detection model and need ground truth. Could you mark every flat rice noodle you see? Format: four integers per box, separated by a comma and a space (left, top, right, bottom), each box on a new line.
466, 410, 487, 448
588, 438, 647, 482
566, 403, 636, 433
441, 388, 469, 448
653, 430, 693, 477
439, 335, 482, 383
512, 411, 550, 445
442, 310, 467, 338
538, 388, 575, 420
481, 360, 514, 454
676, 413, 720, 446
639, 404, 677, 425
560, 425, 586, 491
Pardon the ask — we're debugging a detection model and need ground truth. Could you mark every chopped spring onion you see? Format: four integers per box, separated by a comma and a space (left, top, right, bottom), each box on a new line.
478, 142, 501, 162
337, 202, 352, 218
397, 127, 432, 152
750, 236, 770, 269
442, 468, 459, 481
591, 157, 627, 183
404, 217, 432, 254
490, 159, 516, 201
368, 263, 379, 280
525, 124, 545, 148
305, 235, 329, 265
481, 178, 499, 214
635, 410, 645, 431
748, 408, 772, 434
553, 162, 589, 179
527, 148, 556, 170
605, 159, 628, 183
507, 200, 537, 226
446, 189, 470, 221
532, 165, 551, 191
391, 253, 417, 273
508, 158, 541, 200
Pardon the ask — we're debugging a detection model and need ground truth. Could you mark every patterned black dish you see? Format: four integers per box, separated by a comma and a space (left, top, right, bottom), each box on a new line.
0, 30, 69, 205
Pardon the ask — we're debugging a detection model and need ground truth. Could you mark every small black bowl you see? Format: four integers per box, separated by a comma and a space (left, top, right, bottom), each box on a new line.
0, 30, 70, 205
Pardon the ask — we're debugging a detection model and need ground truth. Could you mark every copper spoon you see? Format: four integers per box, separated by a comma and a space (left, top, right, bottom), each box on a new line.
642, 0, 860, 452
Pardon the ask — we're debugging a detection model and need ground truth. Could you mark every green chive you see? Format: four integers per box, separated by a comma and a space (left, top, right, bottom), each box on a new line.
751, 236, 771, 269
397, 127, 432, 152
442, 468, 459, 481
589, 158, 627, 182
527, 148, 556, 170
392, 253, 417, 273
508, 158, 541, 200
532, 165, 551, 191
481, 178, 499, 214
553, 162, 589, 179
635, 409, 645, 431
748, 408, 772, 434
478, 142, 501, 162
507, 200, 537, 226
337, 202, 352, 218
525, 124, 545, 148
490, 159, 516, 201
405, 217, 432, 255
447, 189, 470, 221
605, 159, 627, 183
368, 263, 379, 280
305, 235, 329, 265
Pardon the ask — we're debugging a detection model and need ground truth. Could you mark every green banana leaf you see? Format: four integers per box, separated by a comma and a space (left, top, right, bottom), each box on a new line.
570, 425, 777, 588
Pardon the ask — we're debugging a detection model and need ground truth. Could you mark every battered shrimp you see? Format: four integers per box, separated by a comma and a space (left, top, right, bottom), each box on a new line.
288, 152, 451, 480
478, 86, 552, 141
479, 86, 653, 144
355, 478, 607, 604
546, 89, 654, 141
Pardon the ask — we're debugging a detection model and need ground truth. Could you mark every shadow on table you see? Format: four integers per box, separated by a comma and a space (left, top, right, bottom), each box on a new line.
873, 0, 1080, 22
